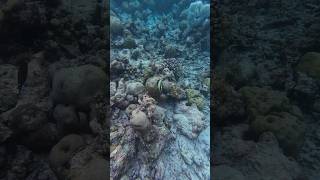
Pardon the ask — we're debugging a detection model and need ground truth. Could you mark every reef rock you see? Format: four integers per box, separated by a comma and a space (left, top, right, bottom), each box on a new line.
0, 121, 12, 143
122, 37, 137, 49
174, 101, 205, 139
110, 78, 128, 108
240, 86, 294, 117
53, 104, 89, 134
0, 64, 18, 113
51, 65, 107, 111
68, 147, 108, 180
289, 73, 319, 108
214, 80, 246, 125
126, 82, 144, 96
240, 86, 305, 155
49, 134, 85, 179
110, 16, 123, 34
130, 109, 150, 131
110, 60, 126, 75
296, 52, 320, 79
252, 112, 305, 156
214, 126, 304, 180
8, 103, 47, 134
18, 52, 49, 104
157, 79, 186, 100
22, 122, 59, 151
110, 127, 136, 180
110, 81, 117, 97
186, 89, 205, 110
182, 1, 210, 36
59, 0, 98, 22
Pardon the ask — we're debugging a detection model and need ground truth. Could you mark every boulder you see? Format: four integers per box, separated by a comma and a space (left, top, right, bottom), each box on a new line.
53, 104, 89, 134
69, 147, 108, 180
130, 109, 150, 131
110, 15, 123, 35
240, 86, 305, 156
126, 82, 144, 96
252, 112, 305, 156
51, 65, 107, 111
49, 134, 85, 178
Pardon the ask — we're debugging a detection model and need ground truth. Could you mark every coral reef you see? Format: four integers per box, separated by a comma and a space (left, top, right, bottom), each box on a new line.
110, 0, 210, 179
0, 0, 108, 179
213, 0, 320, 179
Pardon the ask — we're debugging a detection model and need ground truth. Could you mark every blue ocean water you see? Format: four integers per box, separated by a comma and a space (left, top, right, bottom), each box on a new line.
110, 0, 210, 179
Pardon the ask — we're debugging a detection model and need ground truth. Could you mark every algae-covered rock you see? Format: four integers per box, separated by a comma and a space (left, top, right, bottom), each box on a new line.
125, 104, 138, 115
70, 157, 108, 180
51, 65, 107, 110
8, 103, 47, 134
0, 64, 18, 113
110, 15, 123, 35
214, 80, 246, 125
186, 89, 205, 110
49, 134, 85, 178
296, 52, 320, 79
122, 37, 137, 49
69, 148, 109, 180
240, 86, 305, 155
174, 101, 205, 139
143, 66, 154, 80
240, 86, 293, 118
53, 104, 89, 134
167, 83, 186, 100
252, 112, 305, 156
130, 109, 150, 131
150, 105, 166, 125
161, 80, 186, 100
126, 82, 144, 96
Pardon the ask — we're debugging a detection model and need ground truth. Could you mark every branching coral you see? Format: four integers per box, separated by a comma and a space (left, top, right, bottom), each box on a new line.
162, 58, 182, 79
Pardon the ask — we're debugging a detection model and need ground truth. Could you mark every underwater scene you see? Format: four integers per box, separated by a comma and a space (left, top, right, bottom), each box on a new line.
213, 0, 320, 179
110, 0, 210, 179
0, 0, 109, 180
2, 0, 320, 179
